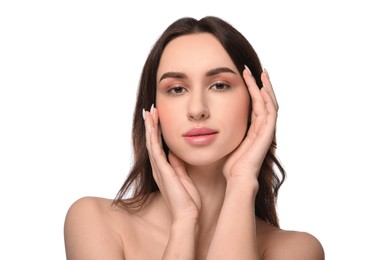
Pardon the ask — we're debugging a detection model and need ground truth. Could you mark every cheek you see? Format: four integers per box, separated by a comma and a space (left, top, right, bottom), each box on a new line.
225, 93, 250, 142
231, 105, 250, 138
159, 114, 175, 136
156, 102, 178, 142
218, 92, 250, 128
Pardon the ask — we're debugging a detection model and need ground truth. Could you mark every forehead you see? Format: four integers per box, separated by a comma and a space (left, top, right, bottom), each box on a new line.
157, 33, 237, 75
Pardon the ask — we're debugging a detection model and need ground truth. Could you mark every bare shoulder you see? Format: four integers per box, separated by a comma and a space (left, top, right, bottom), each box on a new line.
64, 196, 127, 260
257, 220, 324, 260
265, 230, 325, 260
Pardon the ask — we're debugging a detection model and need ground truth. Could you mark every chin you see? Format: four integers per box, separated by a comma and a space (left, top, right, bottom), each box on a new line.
178, 153, 228, 168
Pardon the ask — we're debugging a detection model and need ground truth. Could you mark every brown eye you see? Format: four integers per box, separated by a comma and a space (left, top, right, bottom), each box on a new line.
211, 82, 230, 91
168, 86, 186, 95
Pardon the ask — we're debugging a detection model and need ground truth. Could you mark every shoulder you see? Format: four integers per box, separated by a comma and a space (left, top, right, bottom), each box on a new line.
265, 230, 324, 260
257, 220, 324, 260
66, 196, 108, 213
64, 196, 126, 260
64, 196, 117, 227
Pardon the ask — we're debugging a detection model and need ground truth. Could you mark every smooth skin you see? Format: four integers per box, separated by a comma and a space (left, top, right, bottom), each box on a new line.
64, 33, 324, 260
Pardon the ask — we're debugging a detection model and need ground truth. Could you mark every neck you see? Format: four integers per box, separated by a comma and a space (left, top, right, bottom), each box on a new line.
186, 160, 226, 197
185, 160, 228, 258
186, 160, 226, 228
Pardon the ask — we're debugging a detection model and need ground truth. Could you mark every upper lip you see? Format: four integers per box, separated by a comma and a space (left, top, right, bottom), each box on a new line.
183, 127, 218, 137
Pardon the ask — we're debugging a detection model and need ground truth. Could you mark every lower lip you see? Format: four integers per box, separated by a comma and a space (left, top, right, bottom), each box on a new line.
184, 133, 217, 145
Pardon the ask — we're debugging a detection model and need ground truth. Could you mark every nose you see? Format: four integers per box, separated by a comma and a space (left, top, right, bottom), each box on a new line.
187, 91, 210, 121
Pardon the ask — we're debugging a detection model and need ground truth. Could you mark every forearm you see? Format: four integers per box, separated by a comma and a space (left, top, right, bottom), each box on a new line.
206, 178, 259, 260
162, 220, 198, 260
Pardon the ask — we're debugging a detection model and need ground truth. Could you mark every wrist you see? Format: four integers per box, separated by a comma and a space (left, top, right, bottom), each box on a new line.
164, 220, 198, 259
170, 220, 199, 238
172, 209, 200, 226
226, 176, 259, 199
226, 175, 259, 191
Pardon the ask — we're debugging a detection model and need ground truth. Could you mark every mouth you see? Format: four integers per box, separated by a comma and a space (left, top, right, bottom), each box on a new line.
183, 127, 219, 137
183, 127, 219, 145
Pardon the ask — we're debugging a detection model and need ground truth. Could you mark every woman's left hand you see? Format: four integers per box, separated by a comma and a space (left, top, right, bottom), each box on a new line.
223, 67, 279, 182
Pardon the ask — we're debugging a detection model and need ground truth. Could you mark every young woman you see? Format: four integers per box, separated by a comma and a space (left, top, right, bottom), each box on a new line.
64, 16, 324, 259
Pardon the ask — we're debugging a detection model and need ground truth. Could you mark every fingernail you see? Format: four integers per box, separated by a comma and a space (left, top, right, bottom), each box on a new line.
264, 68, 269, 78
244, 65, 252, 76
142, 108, 146, 120
150, 103, 154, 115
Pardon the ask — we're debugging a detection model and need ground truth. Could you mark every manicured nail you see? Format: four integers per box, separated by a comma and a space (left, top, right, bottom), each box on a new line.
142, 108, 146, 120
244, 65, 252, 76
150, 103, 154, 115
263, 68, 269, 78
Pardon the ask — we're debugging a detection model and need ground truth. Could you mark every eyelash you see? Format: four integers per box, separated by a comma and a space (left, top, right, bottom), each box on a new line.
167, 82, 230, 96
211, 82, 230, 91
167, 86, 186, 95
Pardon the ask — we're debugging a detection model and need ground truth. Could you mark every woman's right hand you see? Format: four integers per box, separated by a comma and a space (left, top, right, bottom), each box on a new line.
144, 105, 201, 223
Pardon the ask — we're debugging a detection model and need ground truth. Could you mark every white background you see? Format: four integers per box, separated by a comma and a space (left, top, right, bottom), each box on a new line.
1, 0, 389, 259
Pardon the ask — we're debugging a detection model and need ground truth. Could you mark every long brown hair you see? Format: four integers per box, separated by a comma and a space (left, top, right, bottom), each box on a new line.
113, 16, 286, 227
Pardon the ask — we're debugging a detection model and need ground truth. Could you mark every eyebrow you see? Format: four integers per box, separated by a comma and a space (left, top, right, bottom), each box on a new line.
159, 67, 236, 82
206, 67, 236, 77
159, 72, 186, 82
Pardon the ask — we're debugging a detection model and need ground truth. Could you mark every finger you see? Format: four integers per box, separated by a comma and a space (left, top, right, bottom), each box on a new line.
144, 106, 169, 190
223, 63, 259, 169
236, 104, 277, 171
261, 69, 279, 111
151, 106, 163, 147
148, 104, 164, 163
146, 110, 177, 206
243, 66, 267, 119
143, 108, 161, 182
143, 108, 152, 154
260, 87, 278, 122
148, 116, 178, 182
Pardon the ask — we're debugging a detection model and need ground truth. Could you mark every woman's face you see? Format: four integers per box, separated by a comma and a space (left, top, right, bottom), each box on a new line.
156, 33, 250, 167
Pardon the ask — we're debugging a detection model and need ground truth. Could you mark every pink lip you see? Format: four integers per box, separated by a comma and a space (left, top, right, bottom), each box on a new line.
183, 127, 218, 145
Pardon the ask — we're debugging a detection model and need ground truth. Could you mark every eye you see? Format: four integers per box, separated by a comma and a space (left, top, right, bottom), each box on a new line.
211, 82, 230, 91
167, 86, 186, 95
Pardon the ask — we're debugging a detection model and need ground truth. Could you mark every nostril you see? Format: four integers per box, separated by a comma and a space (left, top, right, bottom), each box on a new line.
187, 108, 210, 121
